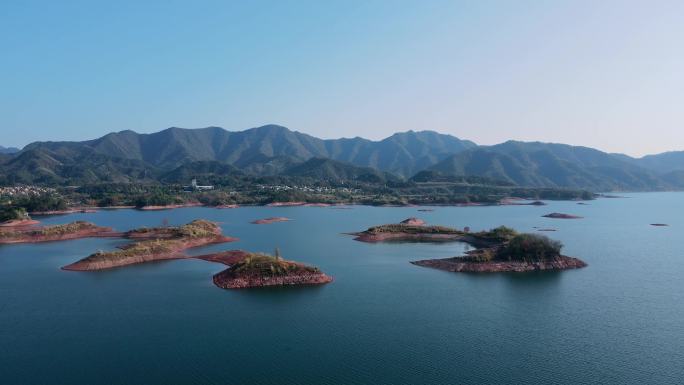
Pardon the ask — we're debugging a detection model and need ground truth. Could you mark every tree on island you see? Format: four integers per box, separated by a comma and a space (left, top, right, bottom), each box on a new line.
499, 234, 563, 262
274, 247, 282, 261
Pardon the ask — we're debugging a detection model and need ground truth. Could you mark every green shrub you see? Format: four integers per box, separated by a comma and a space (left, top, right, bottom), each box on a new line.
499, 234, 563, 262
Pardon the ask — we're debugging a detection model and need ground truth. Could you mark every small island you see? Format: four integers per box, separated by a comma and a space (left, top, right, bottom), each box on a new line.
412, 231, 586, 273
62, 220, 236, 270
211, 249, 333, 289
251, 217, 291, 224
542, 212, 583, 219
0, 221, 118, 244
351, 219, 491, 245
352, 219, 586, 273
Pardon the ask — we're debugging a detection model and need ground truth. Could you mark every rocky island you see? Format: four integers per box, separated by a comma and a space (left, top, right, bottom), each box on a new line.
55, 219, 330, 289
210, 250, 333, 289
351, 218, 492, 245
352, 219, 586, 273
62, 220, 236, 270
411, 229, 586, 273
543, 212, 583, 219
251, 217, 291, 224
0, 221, 118, 244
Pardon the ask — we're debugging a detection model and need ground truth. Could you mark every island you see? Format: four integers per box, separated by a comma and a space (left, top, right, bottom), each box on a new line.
542, 212, 583, 219
251, 217, 291, 224
351, 219, 490, 244
0, 221, 118, 244
351, 219, 586, 273
210, 250, 333, 289
62, 220, 236, 270
411, 232, 586, 273
650, 223, 669, 227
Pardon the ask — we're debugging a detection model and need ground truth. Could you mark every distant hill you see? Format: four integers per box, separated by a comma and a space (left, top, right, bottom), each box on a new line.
425, 141, 677, 191
2, 125, 683, 191
0, 147, 156, 185
283, 157, 400, 183
22, 125, 476, 177
160, 161, 243, 184
626, 151, 684, 174
0, 146, 20, 154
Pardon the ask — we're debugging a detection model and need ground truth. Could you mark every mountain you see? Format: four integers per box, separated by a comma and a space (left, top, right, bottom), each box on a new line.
4, 125, 684, 191
22, 125, 476, 177
160, 161, 243, 184
0, 146, 20, 154
0, 147, 156, 185
426, 141, 676, 191
626, 151, 684, 174
283, 157, 400, 183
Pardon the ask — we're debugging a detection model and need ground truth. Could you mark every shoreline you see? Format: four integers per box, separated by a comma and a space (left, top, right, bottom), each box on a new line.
12, 195, 602, 217
411, 255, 587, 273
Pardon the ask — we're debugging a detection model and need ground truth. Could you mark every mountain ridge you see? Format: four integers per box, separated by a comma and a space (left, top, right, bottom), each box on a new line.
5, 124, 684, 191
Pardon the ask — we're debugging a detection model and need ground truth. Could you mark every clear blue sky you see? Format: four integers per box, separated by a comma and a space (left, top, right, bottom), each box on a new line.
1, 0, 682, 156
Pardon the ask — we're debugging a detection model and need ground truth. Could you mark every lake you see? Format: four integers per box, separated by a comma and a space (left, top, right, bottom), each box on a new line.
1, 193, 682, 384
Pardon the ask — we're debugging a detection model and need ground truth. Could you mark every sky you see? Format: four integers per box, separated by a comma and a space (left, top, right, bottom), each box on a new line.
1, 0, 682, 156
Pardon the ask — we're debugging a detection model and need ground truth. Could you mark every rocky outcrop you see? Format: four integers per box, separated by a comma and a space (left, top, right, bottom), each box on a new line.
400, 217, 425, 226
207, 251, 333, 289
213, 266, 332, 289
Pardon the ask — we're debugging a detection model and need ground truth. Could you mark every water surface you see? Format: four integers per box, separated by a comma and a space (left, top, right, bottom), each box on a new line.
1, 193, 682, 384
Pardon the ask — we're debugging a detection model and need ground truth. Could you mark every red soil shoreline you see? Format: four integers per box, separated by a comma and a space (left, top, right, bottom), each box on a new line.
0, 223, 121, 244
411, 255, 587, 273
30, 208, 98, 215
61, 235, 237, 271
137, 203, 203, 211
0, 219, 41, 228
213, 269, 333, 289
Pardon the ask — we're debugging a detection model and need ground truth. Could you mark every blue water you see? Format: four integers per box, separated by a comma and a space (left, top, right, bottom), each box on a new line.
1, 193, 682, 384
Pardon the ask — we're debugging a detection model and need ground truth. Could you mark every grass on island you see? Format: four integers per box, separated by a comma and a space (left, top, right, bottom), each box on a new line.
365, 224, 463, 235
84, 220, 222, 262
0, 221, 101, 239
363, 223, 518, 244
87, 238, 180, 262
127, 219, 220, 239
228, 249, 320, 277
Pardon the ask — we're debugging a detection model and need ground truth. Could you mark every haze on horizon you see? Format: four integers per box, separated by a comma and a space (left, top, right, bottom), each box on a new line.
1, 0, 683, 157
